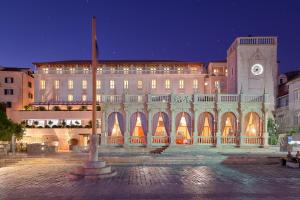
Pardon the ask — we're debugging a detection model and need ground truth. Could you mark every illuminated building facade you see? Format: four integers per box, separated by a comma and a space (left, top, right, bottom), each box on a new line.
9, 36, 278, 151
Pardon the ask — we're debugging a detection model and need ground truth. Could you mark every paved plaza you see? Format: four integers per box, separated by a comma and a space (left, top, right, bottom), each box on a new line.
0, 152, 300, 200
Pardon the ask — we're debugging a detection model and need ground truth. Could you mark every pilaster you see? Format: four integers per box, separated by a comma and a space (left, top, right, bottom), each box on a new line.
147, 110, 153, 147
170, 109, 176, 146
193, 109, 199, 145
124, 109, 130, 147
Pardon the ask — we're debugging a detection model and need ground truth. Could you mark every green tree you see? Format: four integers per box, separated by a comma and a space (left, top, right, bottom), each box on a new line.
0, 105, 24, 141
268, 118, 279, 145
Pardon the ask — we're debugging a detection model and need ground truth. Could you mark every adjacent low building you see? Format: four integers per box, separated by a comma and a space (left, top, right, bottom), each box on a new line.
276, 70, 300, 134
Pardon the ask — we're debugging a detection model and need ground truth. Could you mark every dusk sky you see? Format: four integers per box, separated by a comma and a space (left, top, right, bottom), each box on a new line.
1, 0, 300, 72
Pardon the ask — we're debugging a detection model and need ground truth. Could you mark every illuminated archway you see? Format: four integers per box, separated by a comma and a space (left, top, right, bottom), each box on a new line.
175, 112, 192, 144
130, 112, 147, 136
221, 112, 237, 140
108, 112, 124, 136
152, 112, 169, 136
244, 112, 263, 144
198, 112, 214, 137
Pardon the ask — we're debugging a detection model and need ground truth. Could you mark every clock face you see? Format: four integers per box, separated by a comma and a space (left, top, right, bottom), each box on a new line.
251, 64, 264, 76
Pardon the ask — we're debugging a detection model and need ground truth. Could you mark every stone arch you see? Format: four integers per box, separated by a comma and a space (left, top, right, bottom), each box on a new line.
175, 112, 192, 144
243, 112, 263, 137
221, 112, 237, 137
130, 112, 147, 136
198, 112, 214, 137
152, 112, 170, 136
107, 112, 124, 136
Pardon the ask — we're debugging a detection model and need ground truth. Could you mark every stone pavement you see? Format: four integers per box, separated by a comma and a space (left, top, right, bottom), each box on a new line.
0, 153, 300, 200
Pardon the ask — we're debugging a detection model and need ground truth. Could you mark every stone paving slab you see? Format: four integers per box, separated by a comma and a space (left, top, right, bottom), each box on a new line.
0, 153, 300, 199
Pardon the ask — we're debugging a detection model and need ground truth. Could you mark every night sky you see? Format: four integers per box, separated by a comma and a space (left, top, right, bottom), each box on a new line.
1, 0, 300, 73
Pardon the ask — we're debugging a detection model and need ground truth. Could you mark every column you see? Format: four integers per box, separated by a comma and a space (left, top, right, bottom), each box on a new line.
239, 111, 245, 146
263, 110, 269, 147
216, 110, 222, 147
170, 109, 176, 145
147, 110, 152, 147
100, 110, 106, 146
124, 110, 130, 147
193, 110, 199, 145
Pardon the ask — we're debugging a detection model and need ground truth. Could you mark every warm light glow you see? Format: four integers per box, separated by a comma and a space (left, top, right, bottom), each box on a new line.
132, 113, 145, 137
202, 116, 211, 137
223, 117, 233, 136
111, 113, 122, 137
154, 113, 167, 136
176, 113, 191, 144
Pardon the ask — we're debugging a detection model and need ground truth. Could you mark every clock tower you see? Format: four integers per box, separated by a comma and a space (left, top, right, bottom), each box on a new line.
227, 36, 278, 111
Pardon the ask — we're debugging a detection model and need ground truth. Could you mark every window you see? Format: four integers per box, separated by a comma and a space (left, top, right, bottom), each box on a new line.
6, 102, 12, 108
82, 95, 87, 101
54, 80, 60, 89
97, 67, 102, 74
28, 93, 33, 99
137, 80, 143, 89
179, 79, 184, 89
215, 81, 220, 89
294, 89, 300, 101
165, 79, 171, 89
40, 80, 45, 90
123, 67, 129, 74
191, 67, 197, 74
177, 67, 183, 74
41, 94, 45, 102
164, 67, 170, 74
83, 67, 89, 74
193, 79, 198, 89
136, 67, 142, 74
96, 95, 101, 102
82, 80, 87, 89
68, 94, 74, 102
204, 82, 208, 86
151, 79, 156, 89
110, 67, 115, 74
213, 68, 219, 74
43, 68, 48, 74
225, 69, 228, 76
28, 81, 32, 88
70, 67, 75, 74
4, 89, 13, 95
4, 77, 14, 83
124, 80, 128, 89
110, 80, 115, 89
56, 68, 62, 74
54, 94, 59, 101
96, 80, 101, 89
294, 112, 300, 126
150, 67, 156, 74
68, 80, 73, 89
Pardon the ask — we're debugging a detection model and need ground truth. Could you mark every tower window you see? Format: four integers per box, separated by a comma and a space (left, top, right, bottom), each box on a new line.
68, 80, 74, 89
110, 80, 115, 89
40, 80, 46, 90
124, 80, 129, 89
137, 80, 143, 89
82, 80, 87, 89
151, 79, 156, 89
179, 79, 184, 89
165, 79, 171, 89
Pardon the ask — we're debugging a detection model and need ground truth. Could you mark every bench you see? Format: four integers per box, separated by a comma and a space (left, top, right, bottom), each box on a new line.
281, 157, 300, 168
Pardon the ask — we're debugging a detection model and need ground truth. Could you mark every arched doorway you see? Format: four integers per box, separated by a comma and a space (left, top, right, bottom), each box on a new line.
244, 112, 263, 145
107, 112, 124, 145
152, 112, 170, 144
198, 112, 215, 144
130, 112, 147, 144
221, 112, 237, 144
175, 112, 192, 144
69, 138, 79, 151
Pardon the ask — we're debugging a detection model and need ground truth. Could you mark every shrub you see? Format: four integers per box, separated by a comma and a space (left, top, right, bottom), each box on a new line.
67, 106, 72, 111
24, 105, 32, 111
52, 106, 61, 111
45, 125, 50, 128
38, 106, 46, 111
61, 120, 66, 127
96, 106, 101, 111
52, 125, 58, 128
79, 106, 87, 111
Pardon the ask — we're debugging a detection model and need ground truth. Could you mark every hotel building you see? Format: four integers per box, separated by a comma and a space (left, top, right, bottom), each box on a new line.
8, 36, 278, 151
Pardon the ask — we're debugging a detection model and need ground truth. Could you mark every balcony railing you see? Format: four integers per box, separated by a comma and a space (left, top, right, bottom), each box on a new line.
221, 136, 238, 144
130, 136, 146, 145
107, 136, 124, 145
32, 93, 265, 106
197, 136, 216, 144
244, 137, 264, 145
152, 136, 170, 144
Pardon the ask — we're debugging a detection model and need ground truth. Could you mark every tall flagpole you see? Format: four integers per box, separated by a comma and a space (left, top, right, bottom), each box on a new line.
89, 16, 99, 162
70, 16, 116, 179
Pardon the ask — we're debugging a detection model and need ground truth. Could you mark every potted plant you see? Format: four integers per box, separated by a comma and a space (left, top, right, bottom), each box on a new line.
52, 106, 61, 111
67, 105, 72, 111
